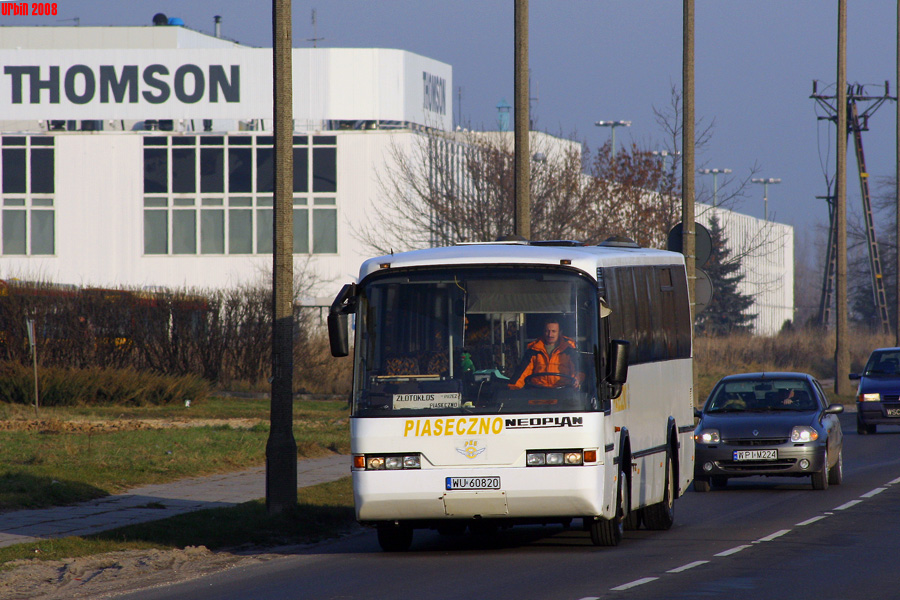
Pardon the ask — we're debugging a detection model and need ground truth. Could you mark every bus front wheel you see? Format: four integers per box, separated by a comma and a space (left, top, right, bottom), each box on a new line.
377, 523, 413, 552
590, 469, 627, 546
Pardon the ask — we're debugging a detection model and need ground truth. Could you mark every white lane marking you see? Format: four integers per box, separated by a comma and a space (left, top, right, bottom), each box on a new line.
861, 487, 886, 498
756, 529, 791, 543
667, 560, 709, 573
888, 476, 900, 486
715, 545, 752, 557
834, 500, 862, 511
576, 597, 600, 600
610, 577, 659, 591
796, 515, 827, 526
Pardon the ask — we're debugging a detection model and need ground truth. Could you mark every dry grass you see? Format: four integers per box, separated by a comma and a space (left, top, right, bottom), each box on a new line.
693, 327, 893, 403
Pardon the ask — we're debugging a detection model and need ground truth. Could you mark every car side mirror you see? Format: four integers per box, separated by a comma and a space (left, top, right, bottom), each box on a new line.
848, 373, 860, 381
693, 407, 703, 420
824, 403, 844, 414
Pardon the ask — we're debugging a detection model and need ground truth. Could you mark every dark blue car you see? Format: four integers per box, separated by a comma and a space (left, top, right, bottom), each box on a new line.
849, 347, 900, 434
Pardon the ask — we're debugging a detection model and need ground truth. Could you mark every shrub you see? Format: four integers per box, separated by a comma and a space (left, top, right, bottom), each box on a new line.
0, 361, 209, 406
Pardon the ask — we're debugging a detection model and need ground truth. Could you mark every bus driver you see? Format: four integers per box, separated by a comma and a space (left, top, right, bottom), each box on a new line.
508, 318, 584, 389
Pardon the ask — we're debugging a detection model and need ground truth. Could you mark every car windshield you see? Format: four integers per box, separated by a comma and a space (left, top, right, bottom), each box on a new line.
352, 266, 600, 417
863, 351, 900, 376
705, 379, 818, 412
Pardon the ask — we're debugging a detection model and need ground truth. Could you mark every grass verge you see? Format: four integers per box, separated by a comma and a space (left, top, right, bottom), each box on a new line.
0, 396, 349, 511
0, 477, 356, 568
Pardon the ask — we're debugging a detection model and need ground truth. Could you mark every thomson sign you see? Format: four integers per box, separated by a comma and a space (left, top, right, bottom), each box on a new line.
4, 64, 240, 105
1, 48, 452, 126
0, 49, 262, 120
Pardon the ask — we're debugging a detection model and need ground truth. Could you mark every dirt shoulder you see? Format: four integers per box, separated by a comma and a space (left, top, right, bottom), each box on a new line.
0, 417, 264, 434
0, 545, 282, 600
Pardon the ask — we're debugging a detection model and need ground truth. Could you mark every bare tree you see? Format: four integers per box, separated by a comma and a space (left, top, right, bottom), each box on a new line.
354, 129, 679, 253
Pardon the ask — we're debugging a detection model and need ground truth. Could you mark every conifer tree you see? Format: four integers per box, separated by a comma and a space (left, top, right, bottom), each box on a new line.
695, 214, 756, 335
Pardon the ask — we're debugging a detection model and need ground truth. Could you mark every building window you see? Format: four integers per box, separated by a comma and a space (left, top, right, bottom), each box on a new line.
142, 134, 337, 256
1, 136, 55, 256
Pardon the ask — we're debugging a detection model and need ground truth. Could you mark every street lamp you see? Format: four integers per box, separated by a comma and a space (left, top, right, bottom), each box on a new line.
595, 120, 631, 159
697, 168, 732, 208
751, 177, 782, 221
652, 150, 681, 170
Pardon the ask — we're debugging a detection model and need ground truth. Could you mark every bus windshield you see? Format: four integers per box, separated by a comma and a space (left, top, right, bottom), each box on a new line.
353, 266, 600, 416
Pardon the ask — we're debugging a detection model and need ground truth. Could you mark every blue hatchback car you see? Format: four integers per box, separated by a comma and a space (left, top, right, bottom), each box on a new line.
849, 347, 900, 434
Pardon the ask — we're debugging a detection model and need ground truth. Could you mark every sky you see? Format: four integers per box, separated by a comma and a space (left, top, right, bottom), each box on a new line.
3, 1, 899, 240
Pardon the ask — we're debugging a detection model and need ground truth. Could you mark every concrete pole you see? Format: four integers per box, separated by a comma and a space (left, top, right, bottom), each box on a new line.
267, 0, 298, 515
514, 0, 531, 239
836, 0, 850, 395
683, 0, 696, 317
896, 0, 900, 346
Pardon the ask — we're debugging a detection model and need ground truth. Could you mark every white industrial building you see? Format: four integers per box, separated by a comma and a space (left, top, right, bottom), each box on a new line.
0, 23, 792, 334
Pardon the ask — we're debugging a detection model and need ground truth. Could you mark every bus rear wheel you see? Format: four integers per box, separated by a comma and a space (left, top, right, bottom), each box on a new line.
643, 453, 675, 530
377, 523, 413, 552
590, 469, 627, 546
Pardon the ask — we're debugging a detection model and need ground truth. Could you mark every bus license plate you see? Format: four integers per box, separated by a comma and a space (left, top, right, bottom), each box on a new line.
734, 450, 777, 461
446, 476, 500, 491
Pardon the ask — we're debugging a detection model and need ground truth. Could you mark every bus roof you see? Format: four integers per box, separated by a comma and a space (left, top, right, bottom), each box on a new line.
358, 241, 685, 282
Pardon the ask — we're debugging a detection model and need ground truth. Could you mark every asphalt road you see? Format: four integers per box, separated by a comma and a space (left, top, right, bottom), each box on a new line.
122, 413, 900, 600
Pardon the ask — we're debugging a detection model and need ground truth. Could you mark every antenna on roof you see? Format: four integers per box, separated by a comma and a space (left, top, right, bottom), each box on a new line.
307, 9, 325, 47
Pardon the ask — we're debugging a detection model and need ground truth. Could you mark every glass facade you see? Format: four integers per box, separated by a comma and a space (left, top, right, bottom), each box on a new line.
0, 136, 55, 256
142, 134, 338, 256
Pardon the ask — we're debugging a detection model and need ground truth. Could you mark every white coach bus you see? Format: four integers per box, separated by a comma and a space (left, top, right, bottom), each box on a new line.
328, 238, 695, 551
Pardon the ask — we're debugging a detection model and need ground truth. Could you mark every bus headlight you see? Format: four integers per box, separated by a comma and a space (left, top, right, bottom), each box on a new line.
356, 454, 421, 470
527, 450, 584, 466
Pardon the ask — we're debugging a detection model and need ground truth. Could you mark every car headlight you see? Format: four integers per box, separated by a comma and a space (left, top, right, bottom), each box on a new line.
694, 429, 720, 444
860, 393, 880, 402
790, 426, 819, 442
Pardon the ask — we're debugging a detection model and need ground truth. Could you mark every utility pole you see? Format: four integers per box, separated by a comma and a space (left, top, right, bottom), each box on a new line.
836, 0, 850, 396
896, 0, 900, 346
683, 0, 696, 318
267, 0, 297, 515
514, 0, 530, 240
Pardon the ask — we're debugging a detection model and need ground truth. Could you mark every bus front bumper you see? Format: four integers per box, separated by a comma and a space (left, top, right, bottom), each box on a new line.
353, 465, 609, 522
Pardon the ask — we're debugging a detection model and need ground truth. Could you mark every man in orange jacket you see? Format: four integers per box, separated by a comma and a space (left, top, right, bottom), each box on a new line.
509, 318, 583, 389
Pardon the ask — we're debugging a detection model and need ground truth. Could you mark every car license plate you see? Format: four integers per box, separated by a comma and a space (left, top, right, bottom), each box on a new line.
887, 408, 900, 417
446, 476, 500, 491
734, 450, 777, 461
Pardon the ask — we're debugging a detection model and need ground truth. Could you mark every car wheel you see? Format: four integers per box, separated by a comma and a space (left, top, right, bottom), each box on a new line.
711, 475, 728, 489
857, 415, 877, 435
811, 451, 829, 490
827, 447, 843, 485
377, 523, 413, 552
693, 476, 711, 493
590, 469, 627, 546
644, 453, 675, 530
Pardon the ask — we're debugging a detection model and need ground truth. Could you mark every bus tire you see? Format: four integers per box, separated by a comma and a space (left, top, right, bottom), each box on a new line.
624, 508, 642, 530
377, 523, 413, 552
643, 452, 675, 530
590, 469, 627, 546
